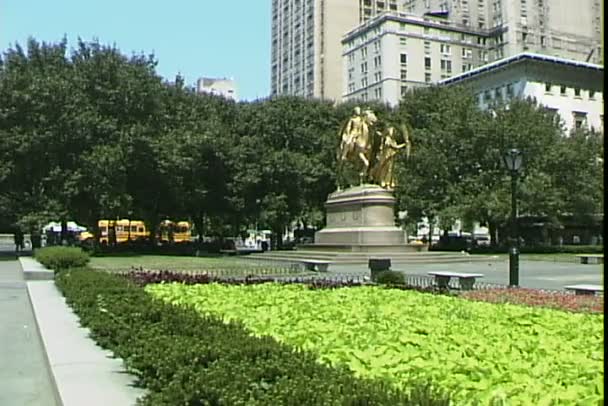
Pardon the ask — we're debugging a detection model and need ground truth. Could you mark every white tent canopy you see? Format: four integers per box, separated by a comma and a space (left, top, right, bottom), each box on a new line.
43, 221, 87, 233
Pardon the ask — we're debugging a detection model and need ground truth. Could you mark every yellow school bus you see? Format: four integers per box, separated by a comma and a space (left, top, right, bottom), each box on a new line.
98, 219, 147, 244
158, 220, 192, 243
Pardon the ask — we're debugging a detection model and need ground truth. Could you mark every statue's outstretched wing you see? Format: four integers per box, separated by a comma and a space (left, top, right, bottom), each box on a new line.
400, 123, 412, 158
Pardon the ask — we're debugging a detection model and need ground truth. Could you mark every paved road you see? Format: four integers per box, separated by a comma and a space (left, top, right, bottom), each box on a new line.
0, 260, 60, 406
328, 257, 603, 291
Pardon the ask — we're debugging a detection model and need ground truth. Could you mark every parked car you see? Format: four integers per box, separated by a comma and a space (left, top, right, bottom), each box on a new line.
474, 235, 491, 247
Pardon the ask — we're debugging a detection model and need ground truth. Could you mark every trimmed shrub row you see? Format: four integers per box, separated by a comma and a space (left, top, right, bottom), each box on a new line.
55, 269, 451, 405
34, 246, 90, 271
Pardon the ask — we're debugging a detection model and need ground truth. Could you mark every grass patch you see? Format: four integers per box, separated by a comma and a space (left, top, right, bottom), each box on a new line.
89, 254, 314, 279
90, 255, 248, 271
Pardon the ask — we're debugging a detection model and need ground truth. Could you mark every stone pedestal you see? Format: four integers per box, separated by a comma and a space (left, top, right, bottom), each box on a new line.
313, 184, 408, 252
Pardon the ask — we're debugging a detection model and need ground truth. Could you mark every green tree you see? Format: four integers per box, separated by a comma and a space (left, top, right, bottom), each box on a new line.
231, 96, 338, 247
393, 85, 486, 244
0, 38, 77, 237
544, 128, 604, 238
458, 100, 564, 245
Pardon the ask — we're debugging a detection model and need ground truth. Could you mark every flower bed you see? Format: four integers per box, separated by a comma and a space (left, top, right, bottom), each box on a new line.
461, 288, 604, 313
55, 269, 449, 405
148, 282, 604, 405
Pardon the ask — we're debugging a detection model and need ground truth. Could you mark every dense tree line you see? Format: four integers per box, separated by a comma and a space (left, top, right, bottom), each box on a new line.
0, 39, 603, 247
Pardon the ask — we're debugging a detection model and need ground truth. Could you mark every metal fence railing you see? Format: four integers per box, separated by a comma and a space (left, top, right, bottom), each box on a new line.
118, 266, 600, 297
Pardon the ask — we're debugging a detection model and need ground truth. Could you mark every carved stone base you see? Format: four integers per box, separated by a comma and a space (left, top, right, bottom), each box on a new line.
313, 184, 406, 250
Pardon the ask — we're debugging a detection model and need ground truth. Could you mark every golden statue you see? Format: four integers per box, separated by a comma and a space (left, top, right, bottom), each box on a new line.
369, 125, 411, 189
337, 107, 411, 189
338, 107, 377, 176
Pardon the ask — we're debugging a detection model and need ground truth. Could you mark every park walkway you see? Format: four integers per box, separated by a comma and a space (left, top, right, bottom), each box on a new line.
0, 259, 60, 406
1, 257, 144, 406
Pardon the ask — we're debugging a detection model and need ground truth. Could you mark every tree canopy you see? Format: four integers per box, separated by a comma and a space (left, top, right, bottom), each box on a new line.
0, 38, 603, 247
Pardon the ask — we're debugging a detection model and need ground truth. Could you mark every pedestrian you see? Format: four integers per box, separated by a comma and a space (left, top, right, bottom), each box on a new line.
14, 229, 24, 254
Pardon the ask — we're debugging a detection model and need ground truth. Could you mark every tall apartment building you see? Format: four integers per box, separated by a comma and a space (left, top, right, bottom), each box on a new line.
270, 0, 403, 100
403, 0, 602, 65
343, 12, 494, 104
343, 0, 602, 105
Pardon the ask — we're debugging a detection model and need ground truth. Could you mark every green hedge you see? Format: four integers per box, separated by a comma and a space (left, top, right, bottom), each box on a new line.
34, 246, 90, 271
375, 270, 406, 285
55, 269, 451, 405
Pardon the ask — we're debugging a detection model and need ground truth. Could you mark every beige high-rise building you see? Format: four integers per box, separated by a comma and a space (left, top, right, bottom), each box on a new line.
343, 12, 491, 104
270, 0, 403, 100
343, 0, 603, 105
403, 0, 602, 64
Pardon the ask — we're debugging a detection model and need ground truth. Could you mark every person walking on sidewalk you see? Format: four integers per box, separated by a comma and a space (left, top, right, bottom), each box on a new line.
14, 229, 24, 254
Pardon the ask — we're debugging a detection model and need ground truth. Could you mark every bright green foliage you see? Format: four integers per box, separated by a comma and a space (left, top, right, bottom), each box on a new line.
34, 246, 90, 271
148, 283, 604, 405
55, 269, 450, 405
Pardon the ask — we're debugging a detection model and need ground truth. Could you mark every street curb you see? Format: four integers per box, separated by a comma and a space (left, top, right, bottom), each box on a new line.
18, 257, 54, 280
24, 283, 65, 406
23, 260, 145, 406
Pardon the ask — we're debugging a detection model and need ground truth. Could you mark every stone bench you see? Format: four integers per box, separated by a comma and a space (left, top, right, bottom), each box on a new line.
575, 254, 603, 264
300, 259, 330, 272
564, 284, 603, 296
428, 271, 484, 290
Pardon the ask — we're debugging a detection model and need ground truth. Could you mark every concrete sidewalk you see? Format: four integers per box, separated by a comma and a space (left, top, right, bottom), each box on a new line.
1, 258, 145, 406
0, 260, 60, 406
328, 258, 604, 291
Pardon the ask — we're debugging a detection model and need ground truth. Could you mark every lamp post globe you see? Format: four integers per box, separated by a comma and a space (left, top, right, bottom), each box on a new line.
503, 148, 523, 172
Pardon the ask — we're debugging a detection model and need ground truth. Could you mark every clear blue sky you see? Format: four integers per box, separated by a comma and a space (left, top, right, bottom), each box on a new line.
0, 0, 271, 101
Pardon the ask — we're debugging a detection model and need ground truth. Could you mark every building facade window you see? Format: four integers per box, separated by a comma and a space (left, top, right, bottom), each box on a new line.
545, 83, 552, 93
374, 55, 382, 68
573, 111, 587, 129
425, 57, 432, 69
440, 59, 452, 73
400, 53, 407, 64
425, 72, 431, 83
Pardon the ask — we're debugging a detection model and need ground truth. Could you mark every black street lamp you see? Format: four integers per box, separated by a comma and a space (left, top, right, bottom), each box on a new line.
503, 148, 523, 287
